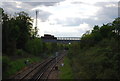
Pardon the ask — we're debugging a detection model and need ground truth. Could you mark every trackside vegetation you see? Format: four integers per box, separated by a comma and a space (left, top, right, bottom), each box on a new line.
1, 8, 65, 79
68, 17, 120, 79
3, 56, 42, 78
59, 57, 74, 79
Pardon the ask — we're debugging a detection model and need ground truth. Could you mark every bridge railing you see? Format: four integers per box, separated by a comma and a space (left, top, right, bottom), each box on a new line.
57, 37, 81, 40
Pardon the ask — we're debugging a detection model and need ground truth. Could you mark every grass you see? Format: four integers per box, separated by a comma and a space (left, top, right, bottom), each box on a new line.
59, 57, 74, 79
3, 56, 42, 79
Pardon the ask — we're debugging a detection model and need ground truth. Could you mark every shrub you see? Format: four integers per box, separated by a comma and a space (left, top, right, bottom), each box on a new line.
16, 49, 24, 56
2, 56, 11, 78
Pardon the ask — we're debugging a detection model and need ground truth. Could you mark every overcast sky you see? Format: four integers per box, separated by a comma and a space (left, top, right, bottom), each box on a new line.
0, 0, 119, 37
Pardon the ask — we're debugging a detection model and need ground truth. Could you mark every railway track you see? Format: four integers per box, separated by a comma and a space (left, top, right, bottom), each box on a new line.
10, 51, 66, 81
31, 53, 65, 81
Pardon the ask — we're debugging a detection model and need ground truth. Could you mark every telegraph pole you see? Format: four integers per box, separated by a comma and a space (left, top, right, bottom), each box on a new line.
35, 10, 39, 37
35, 10, 38, 28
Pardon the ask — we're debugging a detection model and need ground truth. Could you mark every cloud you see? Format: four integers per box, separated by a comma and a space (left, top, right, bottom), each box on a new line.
1, 2, 54, 22
37, 10, 52, 22
1, 0, 65, 2
95, 2, 118, 18
41, 22, 91, 37
1, 2, 32, 15
1, 0, 65, 7
0, 0, 118, 37
55, 17, 82, 26
53, 1, 118, 28
71, 1, 84, 4
92, 2, 118, 25
23, 2, 61, 7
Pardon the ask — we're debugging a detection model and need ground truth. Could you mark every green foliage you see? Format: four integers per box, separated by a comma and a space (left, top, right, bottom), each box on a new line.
57, 43, 63, 50
25, 38, 43, 56
68, 18, 120, 79
15, 49, 25, 56
43, 42, 58, 54
15, 11, 33, 49
59, 57, 74, 79
100, 24, 113, 39
113, 17, 120, 34
2, 56, 42, 79
69, 39, 119, 79
2, 10, 34, 54
2, 56, 10, 74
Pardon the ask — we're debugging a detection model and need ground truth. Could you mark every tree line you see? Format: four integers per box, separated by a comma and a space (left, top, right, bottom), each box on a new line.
1, 8, 64, 57
68, 17, 120, 79
1, 8, 67, 78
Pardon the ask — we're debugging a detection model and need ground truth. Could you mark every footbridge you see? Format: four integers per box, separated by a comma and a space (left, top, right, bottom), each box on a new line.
41, 34, 80, 43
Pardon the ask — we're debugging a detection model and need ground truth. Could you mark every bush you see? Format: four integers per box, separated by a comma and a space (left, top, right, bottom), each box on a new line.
2, 56, 42, 79
2, 56, 11, 78
25, 38, 43, 56
68, 38, 120, 79
16, 49, 24, 56
59, 57, 74, 79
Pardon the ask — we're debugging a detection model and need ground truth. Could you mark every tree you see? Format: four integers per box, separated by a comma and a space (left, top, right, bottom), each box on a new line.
100, 24, 113, 39
2, 9, 9, 53
113, 17, 120, 35
25, 38, 43, 56
2, 10, 33, 54
15, 11, 33, 49
92, 25, 102, 41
